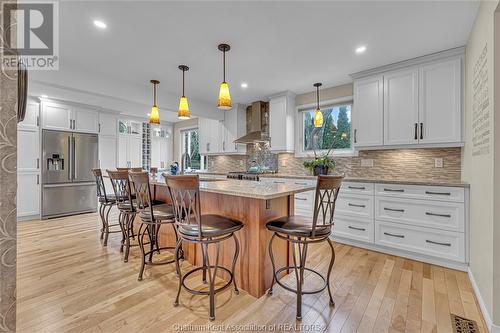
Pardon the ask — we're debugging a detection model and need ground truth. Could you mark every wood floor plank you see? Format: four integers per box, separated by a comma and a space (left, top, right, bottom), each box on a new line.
16, 212, 487, 333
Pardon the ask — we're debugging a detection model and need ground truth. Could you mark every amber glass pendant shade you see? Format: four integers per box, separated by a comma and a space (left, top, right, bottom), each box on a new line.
149, 106, 160, 125
149, 80, 160, 124
313, 82, 323, 128
178, 96, 190, 119
218, 81, 232, 109
313, 108, 323, 128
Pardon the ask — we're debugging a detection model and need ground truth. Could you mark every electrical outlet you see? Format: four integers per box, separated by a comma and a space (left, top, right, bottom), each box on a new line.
434, 158, 443, 168
361, 159, 373, 167
280, 160, 286, 167
239, 160, 244, 167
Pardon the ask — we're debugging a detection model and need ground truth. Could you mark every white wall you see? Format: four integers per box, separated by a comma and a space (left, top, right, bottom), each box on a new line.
462, 0, 499, 329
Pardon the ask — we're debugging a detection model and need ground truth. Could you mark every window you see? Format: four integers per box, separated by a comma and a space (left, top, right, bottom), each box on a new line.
180, 128, 206, 171
302, 102, 352, 153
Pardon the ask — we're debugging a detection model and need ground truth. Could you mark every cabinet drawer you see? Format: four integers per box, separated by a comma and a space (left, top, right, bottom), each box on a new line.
375, 183, 464, 202
375, 221, 465, 262
294, 190, 314, 211
341, 182, 374, 195
333, 216, 374, 243
336, 194, 374, 219
375, 197, 464, 232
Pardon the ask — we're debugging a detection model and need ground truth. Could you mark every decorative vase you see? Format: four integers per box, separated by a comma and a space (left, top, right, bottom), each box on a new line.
313, 165, 329, 176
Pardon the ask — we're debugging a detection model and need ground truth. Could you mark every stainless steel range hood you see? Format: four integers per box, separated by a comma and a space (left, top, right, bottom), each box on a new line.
234, 101, 269, 144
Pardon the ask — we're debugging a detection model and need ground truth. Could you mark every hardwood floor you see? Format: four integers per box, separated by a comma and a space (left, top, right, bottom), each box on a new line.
17, 211, 487, 332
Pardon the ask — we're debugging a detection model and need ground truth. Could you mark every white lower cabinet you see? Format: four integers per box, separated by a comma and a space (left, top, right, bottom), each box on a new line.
330, 181, 467, 270
17, 173, 40, 218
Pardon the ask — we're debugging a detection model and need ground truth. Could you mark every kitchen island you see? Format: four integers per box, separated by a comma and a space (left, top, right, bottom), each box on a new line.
150, 177, 316, 298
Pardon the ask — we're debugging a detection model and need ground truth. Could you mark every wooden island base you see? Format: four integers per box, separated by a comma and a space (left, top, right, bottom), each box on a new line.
148, 185, 293, 298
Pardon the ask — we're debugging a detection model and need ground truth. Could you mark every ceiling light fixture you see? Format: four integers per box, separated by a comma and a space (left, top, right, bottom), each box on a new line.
313, 83, 323, 128
217, 43, 232, 110
93, 20, 107, 29
355, 46, 367, 54
149, 79, 160, 125
178, 65, 190, 120
240, 82, 248, 88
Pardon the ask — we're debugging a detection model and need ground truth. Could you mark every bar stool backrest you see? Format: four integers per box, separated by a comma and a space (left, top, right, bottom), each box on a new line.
91, 168, 108, 202
311, 175, 343, 238
107, 170, 134, 207
129, 171, 155, 220
117, 167, 143, 172
165, 175, 202, 239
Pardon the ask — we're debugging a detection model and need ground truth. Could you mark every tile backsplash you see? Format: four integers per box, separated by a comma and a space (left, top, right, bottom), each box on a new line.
208, 147, 462, 182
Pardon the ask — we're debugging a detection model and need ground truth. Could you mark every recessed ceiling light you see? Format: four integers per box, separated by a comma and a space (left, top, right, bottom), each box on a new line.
355, 46, 367, 54
93, 20, 107, 29
240, 82, 248, 88
40, 94, 48, 98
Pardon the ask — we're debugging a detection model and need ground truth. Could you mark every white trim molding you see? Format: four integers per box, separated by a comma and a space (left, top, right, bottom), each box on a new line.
468, 268, 500, 333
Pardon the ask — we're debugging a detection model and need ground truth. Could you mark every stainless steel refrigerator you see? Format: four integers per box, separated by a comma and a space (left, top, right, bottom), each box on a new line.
42, 130, 98, 219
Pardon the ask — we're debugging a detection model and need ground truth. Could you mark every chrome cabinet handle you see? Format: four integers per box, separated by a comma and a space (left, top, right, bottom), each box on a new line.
348, 226, 365, 231
425, 212, 452, 218
384, 232, 405, 238
384, 207, 405, 213
348, 203, 366, 208
426, 239, 451, 247
36, 158, 39, 169
294, 182, 308, 185
414, 123, 418, 140
274, 181, 285, 184
420, 123, 423, 140
354, 129, 357, 143
295, 197, 307, 201
37, 174, 39, 185
348, 186, 365, 190
425, 191, 451, 196
383, 188, 404, 192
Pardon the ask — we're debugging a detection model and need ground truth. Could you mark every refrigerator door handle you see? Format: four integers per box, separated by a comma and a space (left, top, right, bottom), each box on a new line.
72, 136, 76, 180
68, 136, 72, 180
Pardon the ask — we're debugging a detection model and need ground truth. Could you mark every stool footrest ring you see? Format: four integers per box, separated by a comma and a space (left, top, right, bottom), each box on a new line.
181, 266, 234, 296
274, 266, 328, 295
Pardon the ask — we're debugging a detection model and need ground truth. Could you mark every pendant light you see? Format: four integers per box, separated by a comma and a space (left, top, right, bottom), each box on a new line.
217, 43, 232, 110
149, 79, 160, 125
178, 65, 190, 119
313, 82, 323, 127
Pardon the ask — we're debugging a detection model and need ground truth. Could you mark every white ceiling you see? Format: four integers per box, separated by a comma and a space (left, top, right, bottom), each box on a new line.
31, 0, 479, 121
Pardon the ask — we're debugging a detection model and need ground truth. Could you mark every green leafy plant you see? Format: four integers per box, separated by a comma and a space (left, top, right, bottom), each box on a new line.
303, 144, 336, 175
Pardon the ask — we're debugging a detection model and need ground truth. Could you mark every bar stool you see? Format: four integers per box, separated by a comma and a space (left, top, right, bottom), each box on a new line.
107, 169, 137, 262
266, 175, 343, 320
129, 171, 180, 281
92, 168, 119, 246
165, 174, 243, 321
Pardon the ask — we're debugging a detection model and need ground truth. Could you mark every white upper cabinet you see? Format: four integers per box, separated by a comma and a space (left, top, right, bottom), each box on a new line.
41, 101, 99, 133
98, 113, 118, 136
19, 100, 40, 130
383, 68, 419, 146
221, 104, 246, 155
269, 92, 295, 152
73, 107, 99, 133
419, 58, 462, 144
151, 125, 172, 168
353, 76, 383, 147
351, 48, 464, 149
42, 101, 72, 131
198, 117, 222, 155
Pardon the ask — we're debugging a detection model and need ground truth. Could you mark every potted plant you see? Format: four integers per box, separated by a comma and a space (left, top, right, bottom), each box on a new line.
303, 148, 336, 176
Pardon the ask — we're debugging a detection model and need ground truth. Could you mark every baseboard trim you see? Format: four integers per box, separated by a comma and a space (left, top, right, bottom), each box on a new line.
467, 268, 500, 333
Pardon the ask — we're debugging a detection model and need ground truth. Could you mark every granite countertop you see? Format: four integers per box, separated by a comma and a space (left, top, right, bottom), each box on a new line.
152, 177, 315, 200
183, 171, 469, 188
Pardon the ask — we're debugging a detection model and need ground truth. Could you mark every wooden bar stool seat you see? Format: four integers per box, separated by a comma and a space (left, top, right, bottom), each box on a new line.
129, 171, 180, 281
266, 175, 343, 321
165, 174, 243, 321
